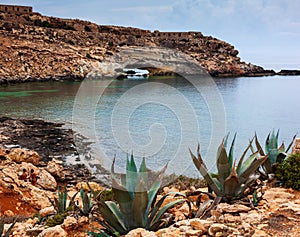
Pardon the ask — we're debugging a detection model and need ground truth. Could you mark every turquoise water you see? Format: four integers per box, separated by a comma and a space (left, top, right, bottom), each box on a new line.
0, 76, 299, 177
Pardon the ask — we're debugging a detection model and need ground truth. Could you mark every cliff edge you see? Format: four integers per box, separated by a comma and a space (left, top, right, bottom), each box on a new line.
0, 12, 274, 83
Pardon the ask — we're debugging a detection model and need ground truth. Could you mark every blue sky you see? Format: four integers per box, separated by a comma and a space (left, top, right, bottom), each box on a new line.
3, 0, 300, 70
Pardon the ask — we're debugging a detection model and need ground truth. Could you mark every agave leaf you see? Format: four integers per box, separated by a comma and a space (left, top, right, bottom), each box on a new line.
224, 132, 230, 148
237, 138, 254, 174
139, 157, 148, 190
145, 180, 160, 218
195, 199, 213, 218
255, 133, 265, 156
112, 178, 133, 228
262, 158, 272, 174
128, 153, 138, 172
235, 174, 258, 197
286, 134, 297, 152
223, 165, 239, 197
189, 148, 222, 196
147, 192, 184, 228
132, 178, 148, 227
269, 148, 279, 165
239, 155, 268, 184
189, 146, 201, 171
212, 177, 222, 191
126, 154, 138, 198
99, 200, 127, 234
150, 199, 185, 230
237, 151, 259, 176
82, 191, 92, 214
269, 130, 278, 149
265, 132, 271, 154
228, 133, 237, 169
275, 129, 280, 144
278, 142, 285, 153
217, 141, 230, 185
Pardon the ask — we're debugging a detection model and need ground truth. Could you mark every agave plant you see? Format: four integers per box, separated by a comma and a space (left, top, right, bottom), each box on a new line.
255, 130, 296, 175
74, 188, 94, 216
48, 187, 76, 214
92, 155, 185, 236
189, 135, 268, 202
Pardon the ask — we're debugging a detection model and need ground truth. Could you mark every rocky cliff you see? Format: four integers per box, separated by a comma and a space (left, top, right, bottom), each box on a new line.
0, 12, 274, 83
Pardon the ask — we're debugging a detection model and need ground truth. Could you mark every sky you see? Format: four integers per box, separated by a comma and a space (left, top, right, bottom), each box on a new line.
2, 0, 300, 70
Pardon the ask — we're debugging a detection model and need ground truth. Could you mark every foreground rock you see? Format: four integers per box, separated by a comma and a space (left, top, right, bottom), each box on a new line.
124, 187, 300, 237
0, 11, 274, 83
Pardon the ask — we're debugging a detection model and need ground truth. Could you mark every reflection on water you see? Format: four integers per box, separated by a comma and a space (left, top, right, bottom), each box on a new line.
0, 76, 299, 177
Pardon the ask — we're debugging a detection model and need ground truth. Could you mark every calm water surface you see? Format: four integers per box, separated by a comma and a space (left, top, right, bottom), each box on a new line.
0, 76, 299, 177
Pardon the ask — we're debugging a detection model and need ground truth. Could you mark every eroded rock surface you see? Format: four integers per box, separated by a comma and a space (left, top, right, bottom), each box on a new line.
0, 12, 274, 83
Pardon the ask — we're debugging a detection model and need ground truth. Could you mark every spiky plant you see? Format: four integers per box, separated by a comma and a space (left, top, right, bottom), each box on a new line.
189, 135, 268, 202
74, 188, 94, 216
48, 187, 77, 215
92, 155, 185, 236
255, 130, 296, 175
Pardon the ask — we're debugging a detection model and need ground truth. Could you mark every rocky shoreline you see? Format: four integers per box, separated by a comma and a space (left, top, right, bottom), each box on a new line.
1, 12, 297, 84
0, 116, 100, 186
1, 116, 300, 236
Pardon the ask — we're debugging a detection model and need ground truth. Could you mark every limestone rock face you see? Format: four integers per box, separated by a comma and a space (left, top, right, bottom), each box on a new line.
7, 147, 40, 165
61, 216, 78, 231
126, 228, 157, 237
0, 160, 54, 209
216, 203, 251, 213
39, 206, 55, 218
37, 168, 57, 191
46, 159, 65, 180
39, 225, 68, 237
0, 12, 271, 83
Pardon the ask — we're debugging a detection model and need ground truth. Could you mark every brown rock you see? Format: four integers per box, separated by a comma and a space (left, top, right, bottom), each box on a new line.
39, 206, 55, 218
252, 229, 270, 237
39, 225, 68, 237
208, 223, 228, 236
263, 188, 295, 205
61, 216, 78, 230
4, 209, 14, 216
190, 219, 206, 232
37, 169, 57, 191
126, 228, 157, 237
216, 203, 251, 213
7, 148, 40, 165
46, 159, 65, 180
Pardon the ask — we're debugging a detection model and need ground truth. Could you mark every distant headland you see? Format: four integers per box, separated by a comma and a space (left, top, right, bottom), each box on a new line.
0, 5, 299, 84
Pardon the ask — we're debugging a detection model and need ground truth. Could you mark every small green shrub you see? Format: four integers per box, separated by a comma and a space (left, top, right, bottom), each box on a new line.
84, 25, 92, 32
86, 53, 92, 59
275, 152, 300, 190
34, 19, 53, 28
46, 213, 68, 227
